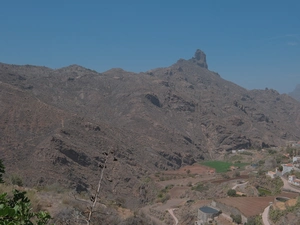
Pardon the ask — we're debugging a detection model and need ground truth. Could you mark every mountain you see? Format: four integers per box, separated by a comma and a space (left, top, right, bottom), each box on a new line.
289, 84, 300, 102
1, 50, 300, 208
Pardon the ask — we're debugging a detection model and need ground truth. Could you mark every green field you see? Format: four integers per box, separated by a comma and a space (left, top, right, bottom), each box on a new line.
201, 161, 248, 173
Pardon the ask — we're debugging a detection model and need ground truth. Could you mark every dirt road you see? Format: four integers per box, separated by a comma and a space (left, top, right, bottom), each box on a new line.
167, 208, 178, 225
281, 177, 300, 193
262, 205, 271, 225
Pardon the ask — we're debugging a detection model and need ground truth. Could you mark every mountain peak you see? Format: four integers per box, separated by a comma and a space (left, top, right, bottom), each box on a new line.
188, 49, 208, 69
289, 84, 300, 101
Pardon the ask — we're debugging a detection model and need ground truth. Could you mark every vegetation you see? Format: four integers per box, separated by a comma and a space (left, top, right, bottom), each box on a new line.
10, 175, 23, 187
230, 214, 242, 224
227, 189, 237, 197
0, 159, 4, 183
0, 190, 51, 225
0, 159, 51, 225
246, 215, 263, 225
239, 151, 253, 156
271, 176, 284, 195
258, 160, 265, 165
157, 184, 173, 203
286, 147, 300, 157
191, 182, 208, 192
257, 187, 271, 196
269, 197, 300, 223
289, 170, 300, 179
201, 161, 248, 173
268, 149, 277, 155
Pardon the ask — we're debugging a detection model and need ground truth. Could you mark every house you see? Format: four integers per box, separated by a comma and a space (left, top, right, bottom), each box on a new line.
267, 171, 277, 179
195, 206, 221, 225
292, 156, 300, 163
230, 166, 238, 171
288, 175, 300, 186
232, 150, 237, 154
281, 164, 294, 175
292, 142, 300, 147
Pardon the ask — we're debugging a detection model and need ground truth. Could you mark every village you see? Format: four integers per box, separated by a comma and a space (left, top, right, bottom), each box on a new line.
142, 141, 300, 225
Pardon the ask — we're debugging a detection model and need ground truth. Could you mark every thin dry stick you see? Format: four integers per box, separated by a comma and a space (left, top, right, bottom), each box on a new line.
87, 154, 109, 224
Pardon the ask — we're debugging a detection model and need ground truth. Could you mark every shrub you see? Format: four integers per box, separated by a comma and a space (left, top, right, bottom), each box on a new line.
0, 159, 51, 225
269, 208, 284, 222
191, 182, 208, 192
230, 214, 242, 224
227, 189, 236, 197
0, 190, 51, 224
11, 175, 23, 186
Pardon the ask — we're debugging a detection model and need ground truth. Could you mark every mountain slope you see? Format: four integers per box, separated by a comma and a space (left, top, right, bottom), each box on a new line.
1, 50, 300, 208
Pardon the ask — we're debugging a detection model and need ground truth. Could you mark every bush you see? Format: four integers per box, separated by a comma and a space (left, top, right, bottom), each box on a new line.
0, 190, 51, 224
0, 159, 51, 225
230, 214, 242, 224
191, 182, 208, 192
234, 171, 241, 177
246, 215, 263, 225
11, 175, 23, 186
227, 189, 236, 197
221, 173, 230, 179
269, 208, 284, 222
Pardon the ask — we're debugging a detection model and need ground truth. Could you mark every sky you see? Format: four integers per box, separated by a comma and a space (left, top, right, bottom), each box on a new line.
0, 1, 299, 93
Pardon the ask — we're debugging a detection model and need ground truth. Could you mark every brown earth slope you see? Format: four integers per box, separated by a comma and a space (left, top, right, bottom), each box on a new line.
1, 50, 300, 208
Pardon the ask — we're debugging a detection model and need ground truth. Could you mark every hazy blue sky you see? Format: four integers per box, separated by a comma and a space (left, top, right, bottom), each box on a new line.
0, 1, 299, 93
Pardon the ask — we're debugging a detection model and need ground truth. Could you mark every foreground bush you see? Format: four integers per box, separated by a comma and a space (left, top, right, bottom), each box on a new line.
0, 189, 51, 225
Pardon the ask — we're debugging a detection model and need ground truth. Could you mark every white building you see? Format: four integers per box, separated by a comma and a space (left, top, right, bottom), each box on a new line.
288, 175, 300, 186
266, 171, 277, 179
293, 156, 300, 163
281, 164, 294, 175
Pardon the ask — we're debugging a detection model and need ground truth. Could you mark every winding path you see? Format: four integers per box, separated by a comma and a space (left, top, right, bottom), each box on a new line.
232, 181, 248, 190
261, 177, 300, 225
167, 208, 178, 225
262, 205, 271, 225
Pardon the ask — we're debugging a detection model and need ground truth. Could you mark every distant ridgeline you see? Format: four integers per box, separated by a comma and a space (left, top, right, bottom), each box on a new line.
289, 84, 300, 102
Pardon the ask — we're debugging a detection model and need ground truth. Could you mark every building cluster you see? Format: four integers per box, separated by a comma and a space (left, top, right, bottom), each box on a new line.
266, 156, 300, 179
288, 175, 300, 186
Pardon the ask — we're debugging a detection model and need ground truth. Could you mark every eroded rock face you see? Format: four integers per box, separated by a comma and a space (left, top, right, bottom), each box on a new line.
189, 49, 208, 69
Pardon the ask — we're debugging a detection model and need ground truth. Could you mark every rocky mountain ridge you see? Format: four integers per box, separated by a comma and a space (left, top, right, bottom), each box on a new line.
1, 49, 300, 208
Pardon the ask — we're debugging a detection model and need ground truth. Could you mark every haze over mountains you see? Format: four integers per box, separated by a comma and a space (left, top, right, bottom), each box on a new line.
1, 49, 300, 207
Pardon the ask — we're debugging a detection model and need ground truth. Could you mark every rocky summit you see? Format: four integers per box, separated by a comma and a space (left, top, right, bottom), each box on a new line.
1, 50, 300, 208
